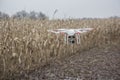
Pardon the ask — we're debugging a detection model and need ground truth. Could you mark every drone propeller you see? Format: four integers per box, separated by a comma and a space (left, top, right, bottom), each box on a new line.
75, 28, 93, 33
48, 28, 93, 35
47, 29, 66, 35
47, 30, 60, 34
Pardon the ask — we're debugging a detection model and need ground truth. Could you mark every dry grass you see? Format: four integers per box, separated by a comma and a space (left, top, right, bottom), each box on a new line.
0, 18, 120, 79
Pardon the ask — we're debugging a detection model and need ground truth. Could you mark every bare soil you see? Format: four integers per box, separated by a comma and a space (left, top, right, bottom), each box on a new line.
4, 45, 120, 80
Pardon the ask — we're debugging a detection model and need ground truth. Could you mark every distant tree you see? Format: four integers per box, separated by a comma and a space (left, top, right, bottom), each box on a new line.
0, 12, 2, 19
0, 11, 9, 19
12, 10, 29, 19
11, 10, 48, 20
109, 16, 120, 19
29, 11, 37, 19
37, 12, 48, 20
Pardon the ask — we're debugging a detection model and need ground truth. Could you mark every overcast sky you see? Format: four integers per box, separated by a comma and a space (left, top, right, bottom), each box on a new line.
0, 0, 120, 19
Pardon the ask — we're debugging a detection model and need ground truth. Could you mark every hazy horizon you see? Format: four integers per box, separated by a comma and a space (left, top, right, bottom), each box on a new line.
0, 0, 120, 19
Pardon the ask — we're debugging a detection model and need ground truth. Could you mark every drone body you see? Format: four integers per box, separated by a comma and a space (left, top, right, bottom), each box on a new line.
48, 28, 93, 44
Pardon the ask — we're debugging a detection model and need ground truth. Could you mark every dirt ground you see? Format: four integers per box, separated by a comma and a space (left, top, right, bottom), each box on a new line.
7, 45, 120, 80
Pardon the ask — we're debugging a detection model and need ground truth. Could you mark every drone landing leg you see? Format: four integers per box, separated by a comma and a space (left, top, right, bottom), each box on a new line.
76, 34, 80, 44
64, 34, 68, 44
78, 34, 80, 44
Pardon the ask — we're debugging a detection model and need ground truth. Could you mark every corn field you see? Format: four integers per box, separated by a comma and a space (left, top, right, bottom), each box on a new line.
0, 18, 120, 79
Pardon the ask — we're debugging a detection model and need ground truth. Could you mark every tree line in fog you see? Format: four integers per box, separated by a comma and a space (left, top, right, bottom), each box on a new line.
0, 10, 48, 20
0, 10, 120, 20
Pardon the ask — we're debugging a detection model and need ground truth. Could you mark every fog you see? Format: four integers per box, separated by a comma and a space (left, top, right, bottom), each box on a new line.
0, 0, 120, 19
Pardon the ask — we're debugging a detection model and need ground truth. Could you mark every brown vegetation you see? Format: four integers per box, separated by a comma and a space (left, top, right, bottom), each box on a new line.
0, 18, 120, 79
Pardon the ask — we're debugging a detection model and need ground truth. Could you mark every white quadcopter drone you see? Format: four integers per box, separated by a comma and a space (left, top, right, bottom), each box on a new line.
48, 28, 93, 44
